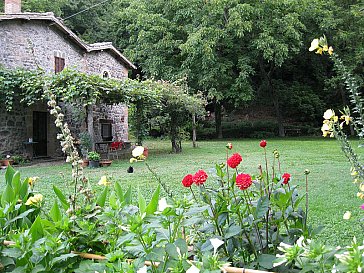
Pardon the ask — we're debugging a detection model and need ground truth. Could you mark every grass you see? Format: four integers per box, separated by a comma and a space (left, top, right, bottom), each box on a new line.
1, 137, 363, 247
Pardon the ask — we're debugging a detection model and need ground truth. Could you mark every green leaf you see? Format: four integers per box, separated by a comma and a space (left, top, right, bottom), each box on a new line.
165, 243, 179, 259
53, 185, 69, 210
1, 184, 14, 206
29, 216, 43, 243
257, 254, 276, 269
124, 185, 132, 204
19, 179, 29, 201
4, 208, 35, 229
145, 185, 160, 215
175, 238, 188, 255
225, 225, 242, 239
96, 187, 108, 207
256, 195, 269, 219
114, 181, 124, 203
50, 200, 62, 222
138, 190, 146, 214
11, 171, 21, 195
5, 165, 15, 186
51, 253, 78, 265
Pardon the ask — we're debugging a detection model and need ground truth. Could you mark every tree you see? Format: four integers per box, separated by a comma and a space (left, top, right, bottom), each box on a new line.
108, 0, 254, 138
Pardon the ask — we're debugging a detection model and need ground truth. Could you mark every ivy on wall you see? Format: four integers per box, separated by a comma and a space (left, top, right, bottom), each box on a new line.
0, 67, 206, 151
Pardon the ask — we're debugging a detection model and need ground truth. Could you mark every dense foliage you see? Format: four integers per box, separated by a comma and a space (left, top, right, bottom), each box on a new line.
3, 0, 363, 138
0, 67, 205, 152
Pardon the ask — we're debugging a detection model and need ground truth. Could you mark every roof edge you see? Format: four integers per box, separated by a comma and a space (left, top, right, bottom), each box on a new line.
0, 12, 136, 70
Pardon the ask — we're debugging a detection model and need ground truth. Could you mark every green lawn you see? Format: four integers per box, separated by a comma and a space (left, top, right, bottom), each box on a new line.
1, 138, 363, 246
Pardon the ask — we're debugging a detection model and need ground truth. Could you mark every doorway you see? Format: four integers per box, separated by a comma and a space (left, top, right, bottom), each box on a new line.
33, 111, 48, 157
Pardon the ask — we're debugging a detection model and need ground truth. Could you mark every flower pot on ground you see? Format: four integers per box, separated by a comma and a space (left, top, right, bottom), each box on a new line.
81, 159, 89, 167
87, 151, 101, 168
100, 160, 112, 167
0, 159, 14, 166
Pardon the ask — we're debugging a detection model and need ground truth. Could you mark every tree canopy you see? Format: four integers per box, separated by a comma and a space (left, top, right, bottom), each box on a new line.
4, 0, 364, 138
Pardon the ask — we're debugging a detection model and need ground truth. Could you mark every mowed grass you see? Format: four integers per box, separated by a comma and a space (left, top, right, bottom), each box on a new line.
1, 138, 363, 246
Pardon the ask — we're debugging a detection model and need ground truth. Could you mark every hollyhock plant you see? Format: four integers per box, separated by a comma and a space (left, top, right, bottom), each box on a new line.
236, 173, 252, 190
182, 174, 194, 187
193, 170, 208, 185
282, 173, 291, 184
227, 153, 242, 169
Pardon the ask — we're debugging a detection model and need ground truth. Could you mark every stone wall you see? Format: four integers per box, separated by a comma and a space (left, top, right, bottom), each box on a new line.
0, 102, 27, 157
93, 104, 128, 143
0, 20, 85, 73
0, 18, 131, 157
86, 51, 128, 79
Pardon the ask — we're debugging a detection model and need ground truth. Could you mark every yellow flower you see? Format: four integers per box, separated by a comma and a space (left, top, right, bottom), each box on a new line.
357, 192, 364, 199
132, 146, 144, 157
322, 45, 328, 52
328, 46, 334, 55
321, 123, 331, 137
25, 194, 43, 206
98, 176, 111, 186
343, 211, 351, 220
28, 176, 39, 187
130, 158, 138, 164
341, 115, 351, 125
309, 38, 319, 51
315, 47, 323, 55
360, 184, 364, 192
323, 109, 335, 120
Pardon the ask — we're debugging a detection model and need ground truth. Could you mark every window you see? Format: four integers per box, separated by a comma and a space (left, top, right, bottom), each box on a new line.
55, 57, 65, 73
101, 123, 112, 141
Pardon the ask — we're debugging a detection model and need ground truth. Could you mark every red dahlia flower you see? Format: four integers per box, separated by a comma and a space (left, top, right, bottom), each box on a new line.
182, 174, 193, 187
260, 140, 267, 148
236, 173, 252, 190
282, 173, 291, 184
227, 153, 243, 169
193, 170, 208, 185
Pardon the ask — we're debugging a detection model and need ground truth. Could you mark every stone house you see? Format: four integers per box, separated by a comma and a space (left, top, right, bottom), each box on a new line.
0, 0, 136, 158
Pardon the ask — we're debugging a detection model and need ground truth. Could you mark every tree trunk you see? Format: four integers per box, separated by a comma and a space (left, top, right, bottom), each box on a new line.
170, 114, 182, 153
272, 90, 285, 137
259, 59, 285, 137
215, 100, 223, 139
192, 113, 197, 148
87, 105, 95, 150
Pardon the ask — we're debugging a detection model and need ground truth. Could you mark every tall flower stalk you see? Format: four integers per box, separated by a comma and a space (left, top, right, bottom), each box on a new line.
44, 86, 87, 212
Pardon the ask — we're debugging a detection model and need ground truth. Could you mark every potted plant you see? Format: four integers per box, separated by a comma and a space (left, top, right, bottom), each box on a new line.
0, 155, 14, 167
79, 132, 93, 167
87, 151, 100, 168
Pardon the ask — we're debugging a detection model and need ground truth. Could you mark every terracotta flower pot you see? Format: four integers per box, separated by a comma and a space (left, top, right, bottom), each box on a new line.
100, 160, 112, 167
81, 159, 89, 167
0, 159, 14, 166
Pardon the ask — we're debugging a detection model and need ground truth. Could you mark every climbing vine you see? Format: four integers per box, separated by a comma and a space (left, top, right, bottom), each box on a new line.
0, 67, 206, 152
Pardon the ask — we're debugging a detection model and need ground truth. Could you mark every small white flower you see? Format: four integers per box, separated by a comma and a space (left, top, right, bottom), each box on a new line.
323, 109, 335, 120
6, 155, 10, 159
186, 265, 200, 273
309, 38, 319, 51
210, 238, 224, 255
158, 197, 171, 212
136, 265, 147, 273
343, 211, 351, 220
132, 146, 144, 157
